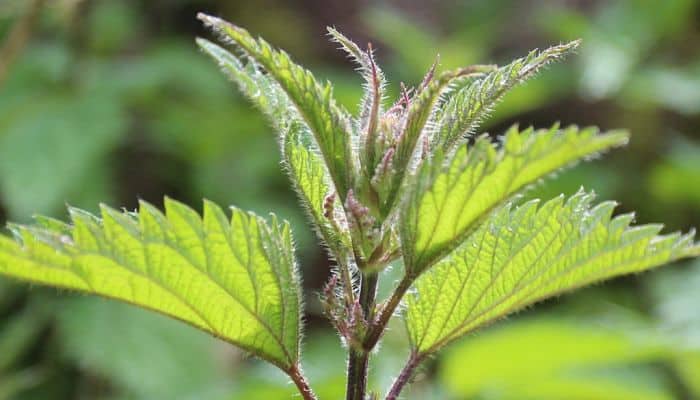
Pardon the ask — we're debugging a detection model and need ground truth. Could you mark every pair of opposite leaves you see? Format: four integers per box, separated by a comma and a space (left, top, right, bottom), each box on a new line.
0, 14, 698, 379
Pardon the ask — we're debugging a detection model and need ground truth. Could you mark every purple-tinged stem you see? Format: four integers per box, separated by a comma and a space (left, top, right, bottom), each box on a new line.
385, 352, 422, 400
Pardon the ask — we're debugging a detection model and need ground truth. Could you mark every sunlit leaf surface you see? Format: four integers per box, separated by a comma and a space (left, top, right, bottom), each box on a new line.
406, 191, 699, 354
0, 198, 302, 370
401, 125, 630, 274
199, 14, 355, 198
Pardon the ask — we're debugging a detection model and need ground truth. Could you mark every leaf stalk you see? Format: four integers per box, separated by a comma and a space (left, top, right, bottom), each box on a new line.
385, 352, 421, 400
289, 364, 318, 400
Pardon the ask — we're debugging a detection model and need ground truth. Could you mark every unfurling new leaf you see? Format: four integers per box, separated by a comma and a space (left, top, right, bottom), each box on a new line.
434, 40, 581, 152
0, 199, 303, 371
383, 69, 467, 213
196, 37, 294, 126
327, 26, 386, 134
198, 37, 352, 263
198, 13, 355, 199
284, 125, 353, 262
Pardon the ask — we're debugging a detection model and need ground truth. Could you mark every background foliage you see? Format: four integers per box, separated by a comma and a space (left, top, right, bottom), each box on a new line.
0, 0, 698, 398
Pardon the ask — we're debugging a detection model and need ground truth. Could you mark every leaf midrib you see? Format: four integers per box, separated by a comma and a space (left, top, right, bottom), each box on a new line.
415, 200, 562, 349
166, 213, 294, 364
422, 220, 666, 354
412, 133, 608, 271
19, 222, 294, 365
2, 249, 298, 370
425, 202, 566, 349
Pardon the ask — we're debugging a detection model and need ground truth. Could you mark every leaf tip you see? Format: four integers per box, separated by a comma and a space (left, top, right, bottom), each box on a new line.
197, 12, 244, 36
568, 38, 583, 48
194, 36, 208, 47
196, 12, 216, 25
608, 129, 631, 145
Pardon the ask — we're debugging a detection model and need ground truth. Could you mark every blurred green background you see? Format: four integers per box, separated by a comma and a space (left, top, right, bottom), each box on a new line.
0, 0, 699, 399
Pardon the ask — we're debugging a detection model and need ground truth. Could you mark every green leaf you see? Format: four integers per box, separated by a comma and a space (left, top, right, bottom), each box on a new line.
326, 27, 386, 90
197, 37, 351, 259
434, 40, 581, 152
440, 317, 671, 400
0, 198, 303, 371
327, 27, 386, 180
284, 123, 352, 259
406, 191, 699, 354
326, 26, 386, 120
673, 352, 700, 398
401, 125, 630, 274
198, 13, 355, 198
383, 70, 464, 212
196, 38, 294, 127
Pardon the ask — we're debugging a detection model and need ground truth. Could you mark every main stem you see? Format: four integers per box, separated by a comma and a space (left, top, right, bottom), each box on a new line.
362, 276, 412, 351
346, 271, 378, 400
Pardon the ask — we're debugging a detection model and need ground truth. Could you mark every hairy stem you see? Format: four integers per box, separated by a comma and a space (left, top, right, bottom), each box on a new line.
346, 349, 370, 400
289, 364, 318, 400
359, 272, 379, 318
346, 271, 379, 400
339, 256, 356, 305
363, 276, 412, 350
345, 275, 412, 399
385, 352, 421, 400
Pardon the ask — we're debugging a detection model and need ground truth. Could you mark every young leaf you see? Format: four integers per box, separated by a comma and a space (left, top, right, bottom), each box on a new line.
196, 37, 295, 129
198, 37, 352, 260
401, 125, 629, 274
405, 191, 699, 355
327, 27, 386, 186
0, 199, 303, 371
326, 27, 386, 132
433, 40, 581, 152
327, 27, 386, 92
382, 69, 466, 212
284, 121, 353, 262
198, 13, 355, 199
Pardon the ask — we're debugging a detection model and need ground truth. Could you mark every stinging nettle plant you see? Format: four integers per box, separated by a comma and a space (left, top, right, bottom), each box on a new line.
1, 12, 699, 399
